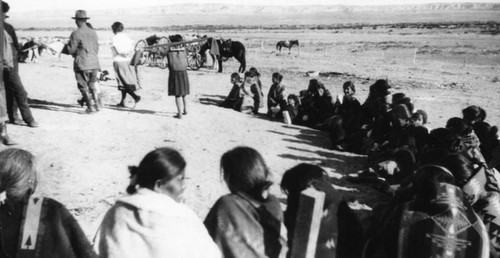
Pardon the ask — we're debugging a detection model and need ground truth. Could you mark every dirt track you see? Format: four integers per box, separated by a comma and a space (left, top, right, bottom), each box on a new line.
13, 27, 500, 237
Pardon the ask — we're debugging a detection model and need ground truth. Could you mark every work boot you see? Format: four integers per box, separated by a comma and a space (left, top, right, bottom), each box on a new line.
0, 122, 17, 145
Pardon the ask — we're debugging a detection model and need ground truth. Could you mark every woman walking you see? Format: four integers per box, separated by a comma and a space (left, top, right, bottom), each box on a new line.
111, 21, 141, 108
167, 35, 190, 119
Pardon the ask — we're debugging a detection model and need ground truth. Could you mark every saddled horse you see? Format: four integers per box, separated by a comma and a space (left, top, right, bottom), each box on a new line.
276, 40, 300, 54
199, 37, 246, 73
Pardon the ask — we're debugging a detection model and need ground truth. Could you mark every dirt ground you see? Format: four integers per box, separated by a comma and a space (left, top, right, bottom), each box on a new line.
13, 27, 500, 238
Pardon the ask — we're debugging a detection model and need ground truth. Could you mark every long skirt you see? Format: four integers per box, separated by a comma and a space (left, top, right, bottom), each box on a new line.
113, 61, 137, 91
0, 83, 8, 122
168, 70, 190, 96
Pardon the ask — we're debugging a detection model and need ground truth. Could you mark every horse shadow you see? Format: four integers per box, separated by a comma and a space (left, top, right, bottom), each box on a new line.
105, 105, 170, 116
28, 98, 84, 114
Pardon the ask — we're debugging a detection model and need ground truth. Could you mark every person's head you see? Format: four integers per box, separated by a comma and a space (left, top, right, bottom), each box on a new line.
0, 149, 38, 203
281, 163, 326, 197
446, 117, 472, 137
343, 81, 355, 96
441, 153, 473, 187
127, 148, 186, 202
243, 71, 256, 85
111, 21, 124, 34
220, 146, 272, 201
287, 94, 299, 107
72, 10, 90, 27
2, 2, 9, 19
370, 79, 391, 98
169, 34, 183, 43
230, 72, 241, 84
412, 109, 428, 126
249, 67, 260, 78
428, 128, 461, 152
392, 104, 412, 128
462, 105, 486, 125
272, 72, 283, 84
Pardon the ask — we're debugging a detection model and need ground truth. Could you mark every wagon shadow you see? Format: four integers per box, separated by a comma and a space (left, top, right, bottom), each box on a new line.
106, 106, 170, 116
198, 94, 225, 106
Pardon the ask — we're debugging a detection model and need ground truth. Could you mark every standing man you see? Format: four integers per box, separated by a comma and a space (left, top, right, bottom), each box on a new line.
67, 10, 101, 113
3, 1, 38, 128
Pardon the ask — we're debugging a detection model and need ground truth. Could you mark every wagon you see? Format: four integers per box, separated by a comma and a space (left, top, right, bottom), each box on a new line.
134, 35, 206, 70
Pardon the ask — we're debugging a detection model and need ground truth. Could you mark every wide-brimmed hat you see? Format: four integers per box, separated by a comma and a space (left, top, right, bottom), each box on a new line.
71, 10, 90, 20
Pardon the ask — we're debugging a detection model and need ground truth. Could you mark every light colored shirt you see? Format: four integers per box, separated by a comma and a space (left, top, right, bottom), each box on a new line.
111, 32, 134, 62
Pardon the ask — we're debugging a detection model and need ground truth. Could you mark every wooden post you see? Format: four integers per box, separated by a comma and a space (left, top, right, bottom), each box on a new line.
261, 40, 264, 52
290, 187, 325, 258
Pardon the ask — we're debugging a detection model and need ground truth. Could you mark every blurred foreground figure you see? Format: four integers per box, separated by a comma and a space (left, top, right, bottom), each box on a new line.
0, 148, 96, 257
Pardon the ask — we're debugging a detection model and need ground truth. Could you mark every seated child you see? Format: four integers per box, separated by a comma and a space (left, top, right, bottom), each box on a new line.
411, 109, 428, 131
219, 72, 242, 110
286, 94, 300, 124
267, 72, 287, 118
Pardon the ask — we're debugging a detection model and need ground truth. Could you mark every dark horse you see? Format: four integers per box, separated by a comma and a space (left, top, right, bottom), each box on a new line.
276, 40, 300, 54
199, 37, 246, 73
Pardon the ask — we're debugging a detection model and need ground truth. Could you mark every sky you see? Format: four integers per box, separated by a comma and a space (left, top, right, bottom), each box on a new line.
8, 0, 500, 12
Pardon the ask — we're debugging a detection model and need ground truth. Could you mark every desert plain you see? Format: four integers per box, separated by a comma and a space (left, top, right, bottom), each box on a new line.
7, 4, 500, 238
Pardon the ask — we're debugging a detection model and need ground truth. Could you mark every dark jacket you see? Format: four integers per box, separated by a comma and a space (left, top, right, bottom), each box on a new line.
0, 196, 97, 258
67, 23, 100, 72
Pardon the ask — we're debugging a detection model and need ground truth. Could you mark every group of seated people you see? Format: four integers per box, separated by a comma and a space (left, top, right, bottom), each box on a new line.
0, 145, 367, 258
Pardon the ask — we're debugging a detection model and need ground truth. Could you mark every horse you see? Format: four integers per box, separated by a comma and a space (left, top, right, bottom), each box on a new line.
199, 37, 246, 73
276, 40, 300, 54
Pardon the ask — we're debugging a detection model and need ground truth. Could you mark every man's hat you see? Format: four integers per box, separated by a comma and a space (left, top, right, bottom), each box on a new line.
71, 10, 90, 20
2, 2, 10, 18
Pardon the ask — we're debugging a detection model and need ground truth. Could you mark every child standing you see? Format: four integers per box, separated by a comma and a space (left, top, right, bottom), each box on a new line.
267, 72, 287, 118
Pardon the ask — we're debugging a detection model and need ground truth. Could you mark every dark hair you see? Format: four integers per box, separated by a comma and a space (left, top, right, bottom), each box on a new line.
428, 128, 461, 152
0, 148, 38, 202
462, 105, 486, 125
287, 94, 300, 105
413, 165, 455, 211
371, 79, 391, 97
249, 67, 260, 77
220, 146, 272, 201
86, 22, 93, 29
343, 81, 355, 93
127, 148, 186, 194
446, 117, 472, 136
230, 72, 241, 81
2, 2, 9, 13
412, 109, 428, 124
169, 34, 183, 43
281, 163, 326, 196
272, 72, 283, 83
441, 153, 473, 187
111, 21, 124, 33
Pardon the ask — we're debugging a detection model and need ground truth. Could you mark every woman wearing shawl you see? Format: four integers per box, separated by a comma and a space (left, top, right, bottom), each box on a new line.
97, 147, 221, 258
204, 146, 287, 258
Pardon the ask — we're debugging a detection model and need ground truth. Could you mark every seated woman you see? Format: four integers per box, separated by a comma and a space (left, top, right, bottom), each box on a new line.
280, 164, 363, 258
286, 94, 301, 124
0, 148, 96, 257
97, 148, 220, 258
267, 72, 287, 118
446, 117, 485, 164
238, 71, 260, 114
204, 146, 287, 258
296, 79, 335, 128
249, 67, 264, 114
329, 81, 361, 151
219, 72, 242, 110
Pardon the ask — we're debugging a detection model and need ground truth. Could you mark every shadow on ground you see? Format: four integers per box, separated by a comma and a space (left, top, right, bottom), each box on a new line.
29, 98, 84, 114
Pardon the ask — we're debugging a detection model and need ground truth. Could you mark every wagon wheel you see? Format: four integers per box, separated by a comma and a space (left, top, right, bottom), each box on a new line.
187, 52, 203, 70
157, 55, 168, 69
135, 39, 147, 51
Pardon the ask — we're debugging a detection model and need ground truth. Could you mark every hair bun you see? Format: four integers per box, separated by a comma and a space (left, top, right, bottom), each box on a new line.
128, 166, 139, 177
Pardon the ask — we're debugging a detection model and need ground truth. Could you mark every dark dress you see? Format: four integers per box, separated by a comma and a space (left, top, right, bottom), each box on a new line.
167, 49, 190, 96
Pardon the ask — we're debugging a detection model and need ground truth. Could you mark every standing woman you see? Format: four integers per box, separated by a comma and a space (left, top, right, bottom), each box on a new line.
0, 148, 96, 257
167, 35, 189, 119
110, 22, 141, 108
98, 147, 220, 258
204, 146, 287, 258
